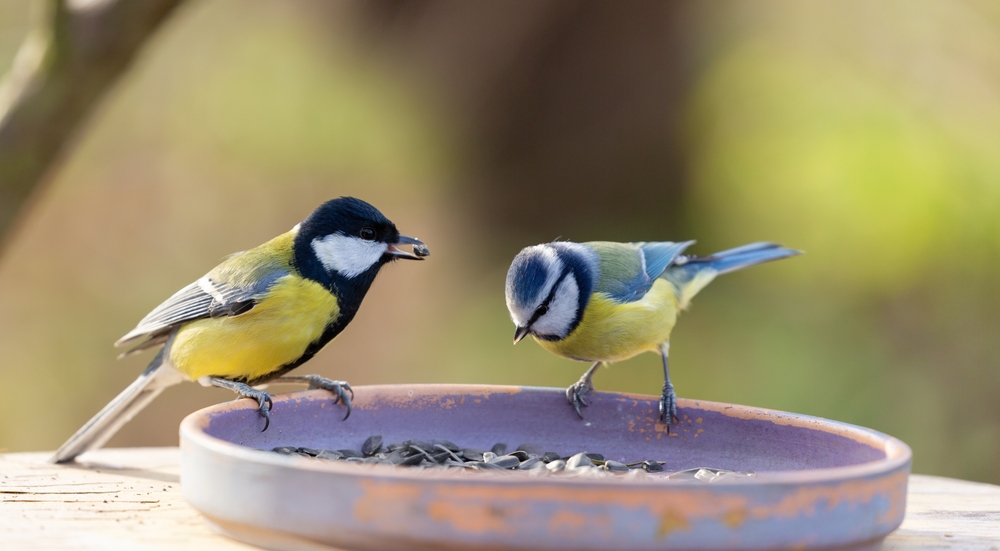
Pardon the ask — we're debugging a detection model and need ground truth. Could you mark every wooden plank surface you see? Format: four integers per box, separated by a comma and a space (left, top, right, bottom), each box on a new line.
1, 448, 998, 550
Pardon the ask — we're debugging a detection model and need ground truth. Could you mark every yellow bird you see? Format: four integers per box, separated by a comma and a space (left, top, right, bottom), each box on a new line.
505, 241, 798, 423
53, 197, 428, 463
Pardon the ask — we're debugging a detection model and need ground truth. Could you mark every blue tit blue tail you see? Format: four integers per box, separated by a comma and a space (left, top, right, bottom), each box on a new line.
663, 242, 800, 309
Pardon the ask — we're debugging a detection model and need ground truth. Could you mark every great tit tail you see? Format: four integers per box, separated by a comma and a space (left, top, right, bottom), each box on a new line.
50, 346, 184, 464
665, 242, 801, 309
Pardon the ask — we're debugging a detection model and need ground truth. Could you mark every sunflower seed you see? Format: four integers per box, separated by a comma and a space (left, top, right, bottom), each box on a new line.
362, 435, 383, 457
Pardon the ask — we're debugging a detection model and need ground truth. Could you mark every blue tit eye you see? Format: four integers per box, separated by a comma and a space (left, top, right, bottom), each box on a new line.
536, 304, 549, 317
359, 227, 376, 241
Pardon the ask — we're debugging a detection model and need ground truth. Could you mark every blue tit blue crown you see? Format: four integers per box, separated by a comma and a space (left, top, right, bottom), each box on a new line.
505, 242, 597, 342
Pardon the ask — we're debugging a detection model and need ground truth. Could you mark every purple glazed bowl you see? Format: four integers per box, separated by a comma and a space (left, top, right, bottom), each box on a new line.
179, 384, 910, 551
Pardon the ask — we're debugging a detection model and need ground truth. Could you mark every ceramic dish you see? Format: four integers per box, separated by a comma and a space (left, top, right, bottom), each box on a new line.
180, 384, 910, 551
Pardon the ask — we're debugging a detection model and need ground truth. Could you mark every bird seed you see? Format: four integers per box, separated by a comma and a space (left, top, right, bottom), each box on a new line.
270, 437, 756, 480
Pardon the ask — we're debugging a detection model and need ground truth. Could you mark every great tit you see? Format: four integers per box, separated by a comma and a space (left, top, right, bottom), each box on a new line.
52, 197, 428, 464
505, 240, 798, 424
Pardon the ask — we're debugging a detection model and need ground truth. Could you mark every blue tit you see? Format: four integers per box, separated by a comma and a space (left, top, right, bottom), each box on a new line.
505, 240, 798, 424
52, 197, 428, 464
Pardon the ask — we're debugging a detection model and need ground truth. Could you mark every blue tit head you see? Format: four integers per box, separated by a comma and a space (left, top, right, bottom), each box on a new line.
505, 242, 597, 344
293, 197, 426, 285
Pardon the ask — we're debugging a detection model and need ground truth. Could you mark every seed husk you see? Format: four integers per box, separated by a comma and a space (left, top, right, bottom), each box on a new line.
565, 452, 594, 470
541, 451, 561, 463
518, 457, 545, 470
604, 460, 629, 473
487, 455, 521, 469
546, 459, 567, 472
461, 448, 487, 461
430, 439, 460, 452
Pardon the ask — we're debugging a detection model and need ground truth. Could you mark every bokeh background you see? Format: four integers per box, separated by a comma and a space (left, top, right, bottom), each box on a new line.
1, 0, 998, 484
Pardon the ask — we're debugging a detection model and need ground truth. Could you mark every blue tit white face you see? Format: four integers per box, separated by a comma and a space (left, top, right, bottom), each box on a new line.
505, 243, 594, 342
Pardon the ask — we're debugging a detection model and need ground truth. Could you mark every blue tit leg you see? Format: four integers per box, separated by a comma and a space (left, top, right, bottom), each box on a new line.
659, 343, 679, 424
209, 377, 273, 432
275, 375, 353, 420
566, 361, 602, 419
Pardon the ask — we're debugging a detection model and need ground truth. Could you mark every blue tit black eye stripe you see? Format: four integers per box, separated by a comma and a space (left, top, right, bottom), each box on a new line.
527, 264, 574, 328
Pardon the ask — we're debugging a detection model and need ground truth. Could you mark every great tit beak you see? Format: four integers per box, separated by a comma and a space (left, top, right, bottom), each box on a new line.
386, 235, 429, 260
513, 325, 530, 344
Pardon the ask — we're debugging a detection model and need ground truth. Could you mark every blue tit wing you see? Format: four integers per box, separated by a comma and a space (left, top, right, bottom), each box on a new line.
115, 250, 289, 350
634, 240, 696, 280
585, 242, 654, 303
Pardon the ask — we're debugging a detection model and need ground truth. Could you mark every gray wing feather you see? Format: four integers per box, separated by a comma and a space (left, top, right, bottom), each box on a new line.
114, 270, 287, 348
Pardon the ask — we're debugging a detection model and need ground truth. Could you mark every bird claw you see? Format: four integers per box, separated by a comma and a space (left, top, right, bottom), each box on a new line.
235, 387, 274, 432
565, 377, 594, 419
302, 375, 353, 420
659, 385, 679, 425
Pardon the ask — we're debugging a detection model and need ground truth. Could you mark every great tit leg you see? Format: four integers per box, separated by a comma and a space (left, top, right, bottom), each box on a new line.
208, 377, 274, 432
566, 362, 602, 419
275, 375, 353, 420
659, 343, 679, 425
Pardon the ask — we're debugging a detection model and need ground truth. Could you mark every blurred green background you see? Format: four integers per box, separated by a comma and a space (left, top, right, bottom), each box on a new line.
1, 0, 998, 484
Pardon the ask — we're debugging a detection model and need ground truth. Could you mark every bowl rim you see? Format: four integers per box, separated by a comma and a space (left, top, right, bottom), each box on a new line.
179, 383, 912, 488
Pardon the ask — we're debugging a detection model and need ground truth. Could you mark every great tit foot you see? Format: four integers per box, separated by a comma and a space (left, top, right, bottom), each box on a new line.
277, 375, 353, 420
207, 378, 274, 431
659, 385, 679, 425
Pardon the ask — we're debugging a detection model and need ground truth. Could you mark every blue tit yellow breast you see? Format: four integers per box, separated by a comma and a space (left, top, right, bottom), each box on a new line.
169, 275, 340, 382
536, 278, 678, 363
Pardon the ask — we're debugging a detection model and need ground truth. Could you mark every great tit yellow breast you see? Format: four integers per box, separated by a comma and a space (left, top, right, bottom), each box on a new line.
169, 274, 340, 382
537, 278, 678, 363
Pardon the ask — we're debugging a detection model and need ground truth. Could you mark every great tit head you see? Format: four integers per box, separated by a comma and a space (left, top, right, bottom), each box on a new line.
295, 197, 427, 281
505, 242, 596, 344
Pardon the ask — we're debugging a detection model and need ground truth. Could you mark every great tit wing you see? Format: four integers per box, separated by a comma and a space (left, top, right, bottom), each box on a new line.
114, 263, 288, 349
585, 242, 653, 303
634, 241, 696, 280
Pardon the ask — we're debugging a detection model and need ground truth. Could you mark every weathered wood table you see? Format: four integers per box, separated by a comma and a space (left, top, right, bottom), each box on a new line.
1, 448, 997, 550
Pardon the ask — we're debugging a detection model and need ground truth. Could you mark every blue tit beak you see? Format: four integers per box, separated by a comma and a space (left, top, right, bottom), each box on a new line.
513, 325, 530, 344
386, 235, 429, 260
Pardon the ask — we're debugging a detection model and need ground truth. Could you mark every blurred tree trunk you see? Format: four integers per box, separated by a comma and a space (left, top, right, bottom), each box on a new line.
0, 0, 185, 256
353, 1, 703, 245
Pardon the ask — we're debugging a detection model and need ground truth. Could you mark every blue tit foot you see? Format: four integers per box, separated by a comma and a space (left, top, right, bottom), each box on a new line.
277, 375, 353, 420
659, 385, 678, 425
566, 362, 601, 419
565, 379, 593, 419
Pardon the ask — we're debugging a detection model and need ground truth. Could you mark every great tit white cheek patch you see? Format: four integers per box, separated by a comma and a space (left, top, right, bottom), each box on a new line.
311, 234, 388, 278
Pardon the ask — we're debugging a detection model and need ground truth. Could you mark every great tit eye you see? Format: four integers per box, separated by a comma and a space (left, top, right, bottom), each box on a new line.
359, 227, 376, 241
